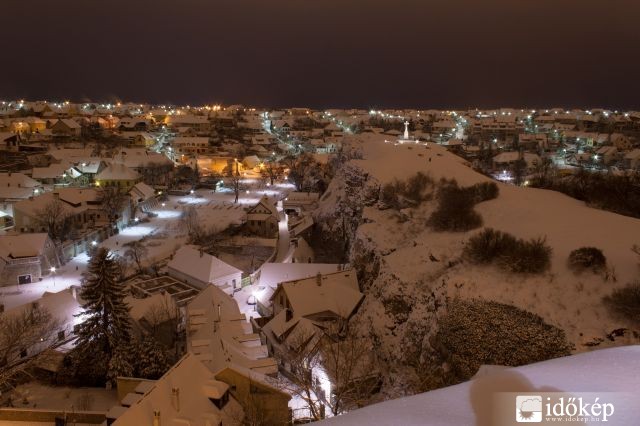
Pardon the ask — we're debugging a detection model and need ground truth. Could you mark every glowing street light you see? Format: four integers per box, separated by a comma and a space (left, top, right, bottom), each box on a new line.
50, 266, 57, 288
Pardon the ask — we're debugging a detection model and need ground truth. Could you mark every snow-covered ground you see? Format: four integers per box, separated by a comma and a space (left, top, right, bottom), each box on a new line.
321, 346, 640, 426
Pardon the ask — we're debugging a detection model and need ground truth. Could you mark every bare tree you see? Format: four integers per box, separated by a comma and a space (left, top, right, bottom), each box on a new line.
264, 159, 279, 185
124, 240, 148, 274
277, 317, 380, 420
274, 325, 324, 421
34, 198, 71, 242
318, 321, 380, 416
99, 187, 128, 229
181, 205, 203, 240
0, 304, 62, 388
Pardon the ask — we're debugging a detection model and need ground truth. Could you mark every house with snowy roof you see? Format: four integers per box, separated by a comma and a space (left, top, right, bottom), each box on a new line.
129, 182, 157, 212
283, 191, 320, 214
12, 188, 128, 237
171, 136, 210, 156
0, 233, 58, 285
1, 287, 81, 364
110, 353, 242, 426
0, 172, 43, 215
214, 364, 291, 425
254, 262, 344, 316
0, 132, 19, 151
246, 196, 279, 238
261, 269, 364, 366
492, 151, 540, 173
186, 285, 278, 376
113, 148, 174, 174
95, 163, 142, 191
48, 118, 81, 137
168, 246, 243, 293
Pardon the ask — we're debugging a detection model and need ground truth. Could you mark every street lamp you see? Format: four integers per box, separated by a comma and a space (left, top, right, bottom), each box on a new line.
50, 266, 56, 288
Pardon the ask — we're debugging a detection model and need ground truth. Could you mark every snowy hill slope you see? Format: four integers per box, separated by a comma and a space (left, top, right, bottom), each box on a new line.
320, 346, 640, 426
314, 134, 640, 394
346, 135, 640, 345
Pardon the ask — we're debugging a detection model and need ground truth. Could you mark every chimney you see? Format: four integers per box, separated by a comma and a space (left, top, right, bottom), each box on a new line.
153, 411, 161, 426
316, 272, 322, 286
171, 388, 180, 412
53, 192, 59, 200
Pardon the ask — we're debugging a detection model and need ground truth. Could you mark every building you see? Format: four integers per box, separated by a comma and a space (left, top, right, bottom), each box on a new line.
168, 246, 243, 293
214, 365, 291, 425
246, 196, 279, 238
262, 270, 364, 367
253, 263, 344, 316
0, 172, 43, 217
1, 288, 82, 365
48, 118, 81, 137
110, 353, 242, 426
283, 192, 320, 214
0, 233, 58, 285
12, 188, 127, 237
172, 137, 210, 157
186, 285, 278, 376
95, 163, 142, 191
492, 152, 540, 173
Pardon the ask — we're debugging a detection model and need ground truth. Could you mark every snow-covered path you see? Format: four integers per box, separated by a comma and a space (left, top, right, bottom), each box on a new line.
274, 200, 293, 263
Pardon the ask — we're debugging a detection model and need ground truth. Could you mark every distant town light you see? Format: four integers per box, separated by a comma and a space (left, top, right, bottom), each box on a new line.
92, 241, 97, 246
50, 266, 56, 273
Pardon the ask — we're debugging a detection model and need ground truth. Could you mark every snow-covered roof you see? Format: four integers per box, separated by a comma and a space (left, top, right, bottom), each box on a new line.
277, 269, 363, 319
0, 172, 41, 189
4, 288, 81, 330
96, 163, 141, 181
168, 246, 242, 285
321, 346, 640, 426
112, 353, 241, 426
13, 188, 101, 217
32, 163, 70, 179
186, 285, 277, 375
257, 262, 343, 290
248, 196, 278, 216
129, 182, 156, 202
0, 233, 50, 258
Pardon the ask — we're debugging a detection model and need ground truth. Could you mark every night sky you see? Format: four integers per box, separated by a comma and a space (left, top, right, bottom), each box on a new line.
1, 0, 639, 109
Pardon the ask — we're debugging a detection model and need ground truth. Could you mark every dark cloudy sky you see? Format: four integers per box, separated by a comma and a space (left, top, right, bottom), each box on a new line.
1, 0, 639, 109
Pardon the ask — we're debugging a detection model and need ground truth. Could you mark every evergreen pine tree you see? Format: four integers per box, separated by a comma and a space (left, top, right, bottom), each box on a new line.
107, 346, 135, 384
75, 247, 130, 358
135, 334, 171, 380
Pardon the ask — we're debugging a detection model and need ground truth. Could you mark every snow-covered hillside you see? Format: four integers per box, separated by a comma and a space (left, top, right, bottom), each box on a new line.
320, 346, 640, 426
314, 133, 640, 395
